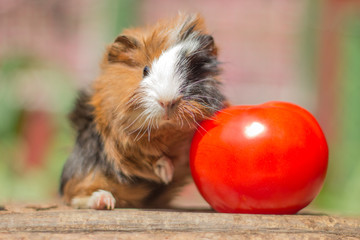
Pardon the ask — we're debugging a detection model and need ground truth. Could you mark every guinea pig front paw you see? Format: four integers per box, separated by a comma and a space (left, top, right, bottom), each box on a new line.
88, 190, 116, 210
153, 156, 174, 184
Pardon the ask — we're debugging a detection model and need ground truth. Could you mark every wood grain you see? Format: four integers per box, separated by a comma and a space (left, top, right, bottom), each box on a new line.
0, 204, 359, 239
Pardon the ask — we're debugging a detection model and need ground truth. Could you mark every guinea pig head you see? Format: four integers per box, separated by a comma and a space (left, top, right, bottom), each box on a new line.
92, 14, 226, 138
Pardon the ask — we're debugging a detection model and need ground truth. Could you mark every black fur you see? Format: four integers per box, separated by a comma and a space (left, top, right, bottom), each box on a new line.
59, 92, 116, 195
180, 23, 197, 41
177, 34, 226, 113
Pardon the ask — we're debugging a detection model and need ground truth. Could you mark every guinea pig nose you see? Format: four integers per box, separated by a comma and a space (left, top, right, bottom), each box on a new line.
158, 96, 182, 110
158, 100, 175, 110
158, 97, 182, 119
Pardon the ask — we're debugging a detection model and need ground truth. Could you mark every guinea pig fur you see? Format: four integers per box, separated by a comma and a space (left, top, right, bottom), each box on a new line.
60, 13, 228, 210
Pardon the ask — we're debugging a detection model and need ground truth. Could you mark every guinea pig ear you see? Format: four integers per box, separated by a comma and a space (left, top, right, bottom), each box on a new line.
114, 35, 138, 49
198, 34, 217, 56
108, 35, 139, 65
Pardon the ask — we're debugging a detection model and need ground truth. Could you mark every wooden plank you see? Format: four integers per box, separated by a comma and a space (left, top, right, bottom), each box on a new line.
0, 205, 359, 239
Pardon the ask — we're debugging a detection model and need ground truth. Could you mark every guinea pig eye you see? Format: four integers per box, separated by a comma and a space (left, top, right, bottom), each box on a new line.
143, 66, 150, 77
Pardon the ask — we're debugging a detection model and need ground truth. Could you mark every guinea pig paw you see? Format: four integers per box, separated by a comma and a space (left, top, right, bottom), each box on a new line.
88, 190, 116, 210
154, 156, 174, 184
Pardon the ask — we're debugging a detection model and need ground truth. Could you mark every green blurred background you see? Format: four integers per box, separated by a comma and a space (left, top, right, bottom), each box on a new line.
0, 0, 359, 215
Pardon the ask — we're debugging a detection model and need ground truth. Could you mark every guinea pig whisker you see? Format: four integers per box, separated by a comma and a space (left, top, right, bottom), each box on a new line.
132, 104, 144, 111
129, 124, 143, 138
185, 95, 231, 116
184, 102, 204, 119
178, 107, 187, 128
177, 110, 184, 129
153, 117, 159, 129
123, 111, 147, 132
203, 95, 225, 104
147, 116, 156, 142
201, 103, 220, 112
202, 104, 233, 116
184, 107, 208, 134
181, 107, 192, 128
132, 100, 148, 111
188, 94, 223, 105
183, 77, 208, 87
128, 114, 148, 136
140, 113, 154, 140
183, 106, 196, 121
127, 96, 142, 109
134, 113, 156, 142
174, 108, 183, 129
147, 120, 151, 142
201, 103, 226, 115
184, 106, 201, 130
134, 121, 147, 141
179, 79, 212, 93
194, 120, 208, 135
114, 103, 124, 116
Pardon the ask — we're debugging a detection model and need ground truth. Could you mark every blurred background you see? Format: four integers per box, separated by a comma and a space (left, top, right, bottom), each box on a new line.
0, 0, 359, 215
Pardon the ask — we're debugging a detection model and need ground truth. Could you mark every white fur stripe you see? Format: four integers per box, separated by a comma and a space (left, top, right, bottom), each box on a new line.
140, 40, 199, 118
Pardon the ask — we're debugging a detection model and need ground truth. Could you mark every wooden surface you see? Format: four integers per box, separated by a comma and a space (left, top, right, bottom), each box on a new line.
0, 204, 359, 239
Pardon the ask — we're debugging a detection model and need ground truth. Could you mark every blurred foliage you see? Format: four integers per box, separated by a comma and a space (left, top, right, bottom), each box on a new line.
0, 54, 76, 202
105, 0, 140, 41
315, 14, 360, 215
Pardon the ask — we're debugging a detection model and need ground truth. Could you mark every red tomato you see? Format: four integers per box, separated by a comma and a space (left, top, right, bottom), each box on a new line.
190, 101, 328, 214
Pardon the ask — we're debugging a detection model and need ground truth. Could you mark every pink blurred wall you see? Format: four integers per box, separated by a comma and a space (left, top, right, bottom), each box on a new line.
0, 0, 107, 87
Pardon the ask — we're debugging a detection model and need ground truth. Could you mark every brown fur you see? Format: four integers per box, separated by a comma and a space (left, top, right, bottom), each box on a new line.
61, 13, 227, 209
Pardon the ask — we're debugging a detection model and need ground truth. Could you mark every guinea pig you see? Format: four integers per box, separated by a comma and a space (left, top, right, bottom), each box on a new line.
60, 13, 228, 210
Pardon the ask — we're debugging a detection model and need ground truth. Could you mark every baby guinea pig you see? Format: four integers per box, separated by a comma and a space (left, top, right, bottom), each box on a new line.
60, 13, 228, 210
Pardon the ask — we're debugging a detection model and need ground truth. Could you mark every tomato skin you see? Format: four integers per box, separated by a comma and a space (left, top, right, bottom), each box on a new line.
190, 101, 328, 214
